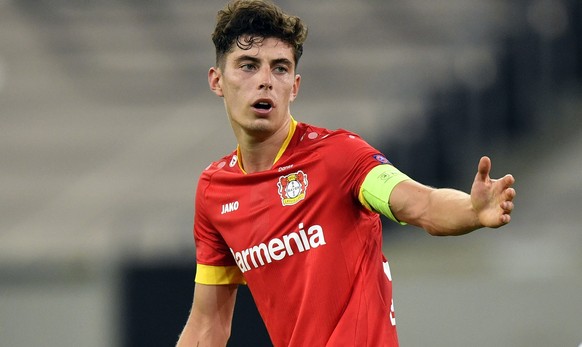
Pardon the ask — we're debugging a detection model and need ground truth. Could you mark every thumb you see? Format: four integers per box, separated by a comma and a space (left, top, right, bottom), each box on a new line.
476, 156, 491, 182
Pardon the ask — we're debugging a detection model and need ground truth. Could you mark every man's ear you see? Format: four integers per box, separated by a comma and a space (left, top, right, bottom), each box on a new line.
290, 74, 301, 102
208, 67, 224, 97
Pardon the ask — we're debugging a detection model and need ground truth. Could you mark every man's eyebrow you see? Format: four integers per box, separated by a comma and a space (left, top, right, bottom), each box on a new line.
234, 55, 261, 64
272, 58, 293, 67
233, 55, 293, 67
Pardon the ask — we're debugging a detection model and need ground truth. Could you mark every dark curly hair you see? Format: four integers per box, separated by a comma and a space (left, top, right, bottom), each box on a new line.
212, 0, 308, 68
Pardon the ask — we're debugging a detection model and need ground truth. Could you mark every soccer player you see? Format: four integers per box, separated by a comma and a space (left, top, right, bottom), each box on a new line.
176, 1, 516, 346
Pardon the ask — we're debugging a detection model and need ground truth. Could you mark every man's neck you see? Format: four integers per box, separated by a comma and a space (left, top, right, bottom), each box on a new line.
238, 143, 279, 173
237, 118, 293, 174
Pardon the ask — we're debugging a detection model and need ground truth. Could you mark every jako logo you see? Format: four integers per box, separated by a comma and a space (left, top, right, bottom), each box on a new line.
230, 222, 326, 273
221, 201, 239, 215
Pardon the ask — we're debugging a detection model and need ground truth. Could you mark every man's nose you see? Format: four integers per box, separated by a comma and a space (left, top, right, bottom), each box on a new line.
258, 67, 273, 90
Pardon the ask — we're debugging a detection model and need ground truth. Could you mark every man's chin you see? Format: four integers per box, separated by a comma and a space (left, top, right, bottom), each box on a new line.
245, 118, 281, 138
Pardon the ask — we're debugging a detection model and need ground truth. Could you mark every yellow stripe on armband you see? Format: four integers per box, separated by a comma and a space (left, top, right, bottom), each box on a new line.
359, 164, 411, 224
195, 264, 246, 285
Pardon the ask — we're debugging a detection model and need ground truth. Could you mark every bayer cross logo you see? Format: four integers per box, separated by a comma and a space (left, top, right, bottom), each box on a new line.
277, 170, 308, 206
285, 180, 302, 199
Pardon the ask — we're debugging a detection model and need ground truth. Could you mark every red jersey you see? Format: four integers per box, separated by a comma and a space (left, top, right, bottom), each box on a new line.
194, 120, 399, 346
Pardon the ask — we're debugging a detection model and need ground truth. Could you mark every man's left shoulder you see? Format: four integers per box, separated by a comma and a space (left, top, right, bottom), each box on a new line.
295, 122, 363, 146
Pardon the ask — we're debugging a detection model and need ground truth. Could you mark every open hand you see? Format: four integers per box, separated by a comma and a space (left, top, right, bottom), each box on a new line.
471, 156, 516, 228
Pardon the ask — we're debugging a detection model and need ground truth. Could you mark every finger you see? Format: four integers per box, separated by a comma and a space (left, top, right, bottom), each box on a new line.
476, 156, 491, 182
504, 187, 516, 201
500, 213, 511, 224
500, 174, 515, 189
500, 201, 514, 213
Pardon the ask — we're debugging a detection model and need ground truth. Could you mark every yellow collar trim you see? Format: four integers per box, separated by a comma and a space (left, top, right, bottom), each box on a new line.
236, 117, 297, 174
273, 117, 297, 165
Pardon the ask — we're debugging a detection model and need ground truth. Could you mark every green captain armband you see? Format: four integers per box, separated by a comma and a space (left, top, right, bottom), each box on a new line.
358, 164, 410, 224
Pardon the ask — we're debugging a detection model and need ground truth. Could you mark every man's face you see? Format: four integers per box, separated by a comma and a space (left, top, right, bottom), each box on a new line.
208, 37, 301, 140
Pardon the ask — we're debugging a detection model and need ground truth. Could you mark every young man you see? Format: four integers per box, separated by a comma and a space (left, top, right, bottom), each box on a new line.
177, 1, 516, 346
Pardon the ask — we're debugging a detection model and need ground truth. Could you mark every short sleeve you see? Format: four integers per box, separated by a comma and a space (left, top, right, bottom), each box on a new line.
323, 130, 393, 203
193, 172, 245, 285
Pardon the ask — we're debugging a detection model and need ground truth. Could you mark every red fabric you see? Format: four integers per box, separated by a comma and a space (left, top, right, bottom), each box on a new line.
194, 122, 399, 346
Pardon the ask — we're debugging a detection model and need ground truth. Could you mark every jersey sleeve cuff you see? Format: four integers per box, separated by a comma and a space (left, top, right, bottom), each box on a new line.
195, 264, 247, 285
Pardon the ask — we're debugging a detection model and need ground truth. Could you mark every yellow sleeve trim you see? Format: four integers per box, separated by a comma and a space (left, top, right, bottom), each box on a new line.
195, 264, 246, 285
359, 164, 410, 224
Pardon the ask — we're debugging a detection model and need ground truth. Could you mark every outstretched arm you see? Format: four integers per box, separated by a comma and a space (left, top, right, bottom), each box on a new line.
390, 156, 516, 236
177, 283, 238, 347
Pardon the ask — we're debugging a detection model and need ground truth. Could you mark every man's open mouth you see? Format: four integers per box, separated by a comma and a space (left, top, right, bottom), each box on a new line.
253, 101, 272, 110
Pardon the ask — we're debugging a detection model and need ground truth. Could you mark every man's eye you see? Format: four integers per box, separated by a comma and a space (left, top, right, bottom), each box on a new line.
274, 66, 288, 73
241, 64, 256, 71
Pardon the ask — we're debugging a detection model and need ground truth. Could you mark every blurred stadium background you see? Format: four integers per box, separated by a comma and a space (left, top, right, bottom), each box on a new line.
1, 0, 581, 346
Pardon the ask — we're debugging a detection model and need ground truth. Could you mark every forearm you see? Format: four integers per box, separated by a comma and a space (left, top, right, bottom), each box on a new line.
388, 157, 515, 235
422, 188, 482, 236
176, 322, 206, 347
177, 309, 231, 347
176, 319, 229, 347
177, 283, 237, 347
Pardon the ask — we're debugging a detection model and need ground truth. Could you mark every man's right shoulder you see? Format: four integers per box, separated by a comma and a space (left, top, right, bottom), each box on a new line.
199, 150, 239, 177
